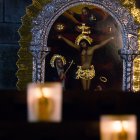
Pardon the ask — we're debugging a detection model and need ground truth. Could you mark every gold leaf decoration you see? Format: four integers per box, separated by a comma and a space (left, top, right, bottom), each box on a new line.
120, 0, 140, 92
17, 0, 140, 92
17, 0, 51, 90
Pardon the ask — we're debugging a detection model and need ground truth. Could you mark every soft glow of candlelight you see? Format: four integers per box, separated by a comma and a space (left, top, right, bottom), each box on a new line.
100, 115, 137, 140
112, 121, 128, 140
112, 121, 129, 132
112, 121, 122, 132
27, 82, 62, 122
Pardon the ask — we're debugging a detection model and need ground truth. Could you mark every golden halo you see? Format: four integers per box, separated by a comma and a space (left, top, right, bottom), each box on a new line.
50, 54, 66, 68
100, 76, 108, 83
75, 34, 93, 46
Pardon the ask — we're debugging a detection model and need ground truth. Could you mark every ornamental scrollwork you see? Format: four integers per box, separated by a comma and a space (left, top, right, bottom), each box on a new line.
17, 0, 140, 92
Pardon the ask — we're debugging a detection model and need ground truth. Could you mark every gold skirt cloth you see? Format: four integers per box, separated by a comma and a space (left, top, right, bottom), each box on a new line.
76, 65, 95, 80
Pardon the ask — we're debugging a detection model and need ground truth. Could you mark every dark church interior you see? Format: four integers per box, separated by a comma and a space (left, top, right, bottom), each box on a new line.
0, 0, 140, 140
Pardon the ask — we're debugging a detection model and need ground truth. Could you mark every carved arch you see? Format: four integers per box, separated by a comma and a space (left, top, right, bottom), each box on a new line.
17, 0, 140, 92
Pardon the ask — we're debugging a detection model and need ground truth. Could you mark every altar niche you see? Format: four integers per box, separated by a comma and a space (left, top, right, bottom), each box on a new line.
45, 4, 123, 92
17, 0, 140, 92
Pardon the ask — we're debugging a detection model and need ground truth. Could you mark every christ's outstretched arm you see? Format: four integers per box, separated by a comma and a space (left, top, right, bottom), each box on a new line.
58, 35, 80, 50
92, 37, 114, 51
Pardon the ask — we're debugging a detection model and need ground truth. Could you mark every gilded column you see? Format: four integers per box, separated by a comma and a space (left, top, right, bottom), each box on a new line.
120, 49, 140, 92
30, 46, 51, 83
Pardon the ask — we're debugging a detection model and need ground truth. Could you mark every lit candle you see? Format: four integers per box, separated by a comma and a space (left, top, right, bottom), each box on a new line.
100, 115, 137, 140
112, 121, 128, 140
36, 88, 53, 121
118, 121, 128, 140
27, 82, 62, 122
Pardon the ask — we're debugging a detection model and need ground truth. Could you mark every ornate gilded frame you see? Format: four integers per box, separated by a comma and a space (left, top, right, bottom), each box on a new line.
17, 0, 140, 92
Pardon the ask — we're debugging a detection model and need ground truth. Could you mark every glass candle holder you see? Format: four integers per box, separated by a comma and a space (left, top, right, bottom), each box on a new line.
100, 115, 137, 140
27, 82, 62, 122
